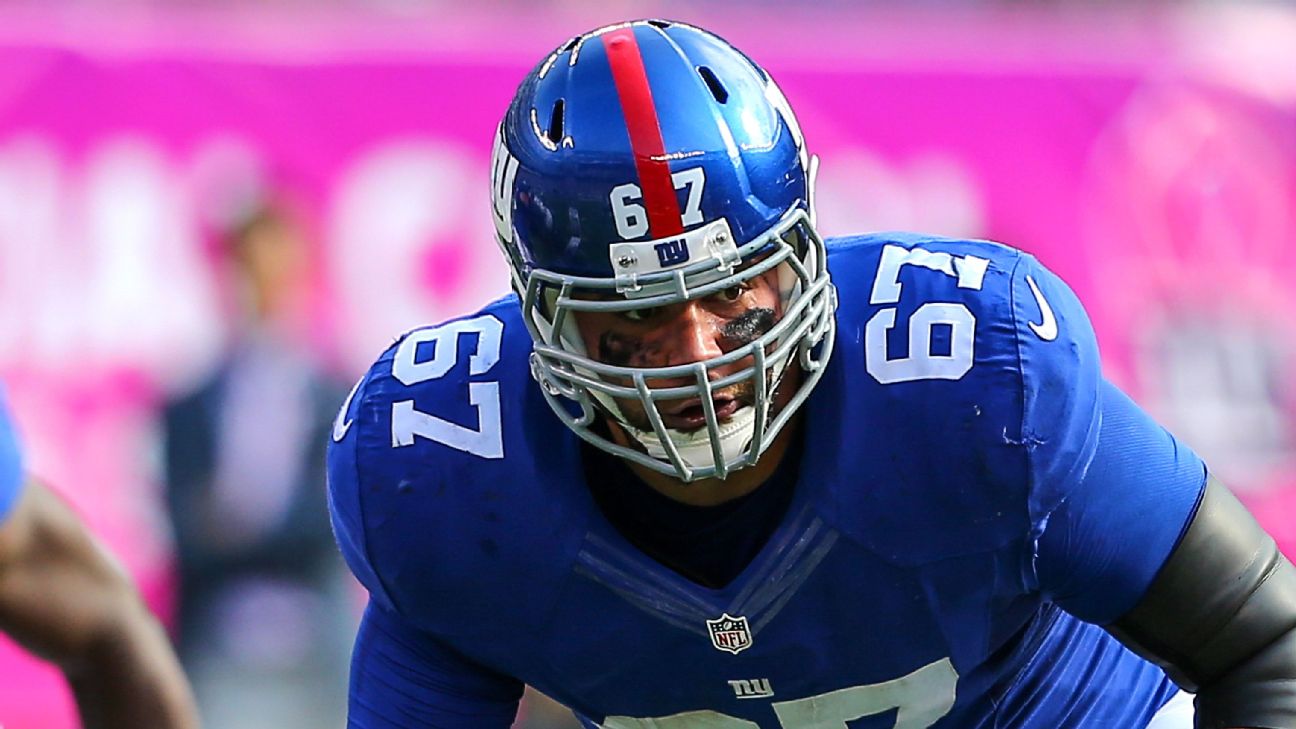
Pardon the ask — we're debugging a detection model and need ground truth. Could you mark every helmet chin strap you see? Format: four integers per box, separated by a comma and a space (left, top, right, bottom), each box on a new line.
586, 381, 756, 480
628, 405, 758, 476
590, 341, 798, 481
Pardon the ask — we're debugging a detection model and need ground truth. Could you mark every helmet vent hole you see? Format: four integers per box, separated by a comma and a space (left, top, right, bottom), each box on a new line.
647, 20, 672, 29
548, 99, 565, 145
697, 66, 729, 104
561, 36, 579, 53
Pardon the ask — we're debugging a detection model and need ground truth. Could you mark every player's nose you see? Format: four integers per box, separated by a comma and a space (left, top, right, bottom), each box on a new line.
662, 302, 726, 368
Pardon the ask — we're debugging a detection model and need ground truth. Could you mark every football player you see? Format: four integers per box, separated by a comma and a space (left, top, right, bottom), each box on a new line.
328, 20, 1296, 729
0, 386, 199, 728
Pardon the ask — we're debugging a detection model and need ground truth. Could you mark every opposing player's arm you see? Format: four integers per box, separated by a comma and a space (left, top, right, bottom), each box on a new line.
0, 477, 199, 729
328, 369, 524, 728
1013, 256, 1296, 729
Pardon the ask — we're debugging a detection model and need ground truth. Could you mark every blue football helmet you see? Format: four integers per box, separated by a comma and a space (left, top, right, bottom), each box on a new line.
491, 20, 836, 481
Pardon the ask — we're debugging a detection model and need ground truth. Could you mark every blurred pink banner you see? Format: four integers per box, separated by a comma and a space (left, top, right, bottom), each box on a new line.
1, 5, 1295, 727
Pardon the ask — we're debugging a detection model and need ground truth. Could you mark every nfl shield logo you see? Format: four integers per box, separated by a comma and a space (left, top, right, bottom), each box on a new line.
706, 613, 753, 655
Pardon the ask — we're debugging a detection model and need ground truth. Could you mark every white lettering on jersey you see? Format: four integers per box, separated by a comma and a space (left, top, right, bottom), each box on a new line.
728, 678, 774, 700
866, 244, 988, 385
390, 315, 505, 459
602, 657, 958, 729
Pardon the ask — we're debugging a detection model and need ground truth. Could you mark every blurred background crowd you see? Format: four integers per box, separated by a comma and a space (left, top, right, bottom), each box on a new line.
1, 1, 1294, 727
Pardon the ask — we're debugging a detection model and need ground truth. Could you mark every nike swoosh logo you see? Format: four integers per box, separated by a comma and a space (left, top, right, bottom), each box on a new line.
1025, 274, 1058, 341
332, 377, 364, 442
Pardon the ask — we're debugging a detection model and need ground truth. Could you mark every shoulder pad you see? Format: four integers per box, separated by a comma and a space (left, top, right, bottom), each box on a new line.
817, 234, 1102, 572
326, 297, 587, 632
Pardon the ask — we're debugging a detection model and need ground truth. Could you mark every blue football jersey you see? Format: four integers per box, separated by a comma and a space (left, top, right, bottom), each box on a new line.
328, 233, 1206, 729
0, 386, 26, 523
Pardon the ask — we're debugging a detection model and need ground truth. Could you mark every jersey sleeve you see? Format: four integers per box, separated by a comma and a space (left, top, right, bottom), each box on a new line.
327, 366, 526, 728
0, 387, 26, 524
348, 601, 524, 729
327, 375, 397, 612
1035, 380, 1206, 623
1009, 254, 1103, 526
1009, 255, 1207, 623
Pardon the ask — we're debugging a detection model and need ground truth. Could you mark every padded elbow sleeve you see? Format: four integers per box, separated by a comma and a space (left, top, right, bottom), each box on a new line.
1106, 475, 1296, 729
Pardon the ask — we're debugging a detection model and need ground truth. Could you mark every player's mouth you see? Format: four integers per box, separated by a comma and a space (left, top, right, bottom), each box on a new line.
661, 396, 742, 431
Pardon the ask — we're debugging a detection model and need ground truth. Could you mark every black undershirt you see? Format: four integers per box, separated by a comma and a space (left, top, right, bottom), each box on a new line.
581, 429, 804, 590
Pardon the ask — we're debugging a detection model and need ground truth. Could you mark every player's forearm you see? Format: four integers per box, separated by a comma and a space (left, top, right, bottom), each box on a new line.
1107, 477, 1296, 729
61, 599, 199, 729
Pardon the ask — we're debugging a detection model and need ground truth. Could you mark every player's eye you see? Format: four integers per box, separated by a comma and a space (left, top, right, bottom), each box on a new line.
716, 284, 748, 302
621, 306, 664, 322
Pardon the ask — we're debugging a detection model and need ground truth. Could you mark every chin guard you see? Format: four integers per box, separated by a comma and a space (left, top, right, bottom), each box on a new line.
1105, 475, 1296, 729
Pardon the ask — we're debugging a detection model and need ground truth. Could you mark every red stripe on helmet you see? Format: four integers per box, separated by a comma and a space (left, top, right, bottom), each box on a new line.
602, 27, 683, 238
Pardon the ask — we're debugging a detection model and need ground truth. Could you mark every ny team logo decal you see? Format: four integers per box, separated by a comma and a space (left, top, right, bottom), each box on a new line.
706, 613, 752, 655
653, 238, 690, 267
